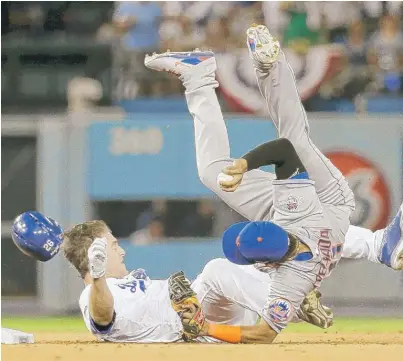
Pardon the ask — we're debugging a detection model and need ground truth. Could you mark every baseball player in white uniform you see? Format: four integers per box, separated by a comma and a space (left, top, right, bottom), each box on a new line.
72, 225, 326, 343
144, 24, 402, 343
77, 252, 290, 343
64, 219, 305, 343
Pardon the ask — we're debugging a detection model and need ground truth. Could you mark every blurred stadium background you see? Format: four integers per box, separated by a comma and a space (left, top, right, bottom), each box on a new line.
1, 1, 402, 321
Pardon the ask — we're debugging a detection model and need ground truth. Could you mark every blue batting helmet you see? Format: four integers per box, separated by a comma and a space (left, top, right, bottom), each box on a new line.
11, 211, 64, 262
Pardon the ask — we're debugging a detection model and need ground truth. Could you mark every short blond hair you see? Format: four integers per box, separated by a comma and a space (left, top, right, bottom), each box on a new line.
63, 220, 109, 278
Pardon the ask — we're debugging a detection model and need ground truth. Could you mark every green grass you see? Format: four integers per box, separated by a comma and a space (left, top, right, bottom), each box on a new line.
285, 318, 403, 333
2, 317, 402, 334
1, 317, 86, 332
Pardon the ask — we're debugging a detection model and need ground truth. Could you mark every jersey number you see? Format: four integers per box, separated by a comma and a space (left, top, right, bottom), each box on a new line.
117, 280, 146, 293
43, 240, 54, 251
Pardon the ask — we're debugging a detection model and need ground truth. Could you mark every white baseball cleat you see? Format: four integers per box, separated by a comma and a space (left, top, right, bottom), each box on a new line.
246, 24, 280, 71
379, 203, 403, 270
144, 49, 215, 77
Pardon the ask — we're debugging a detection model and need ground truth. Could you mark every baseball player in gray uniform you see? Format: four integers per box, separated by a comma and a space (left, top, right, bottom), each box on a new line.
145, 23, 402, 343
144, 28, 402, 272
145, 23, 356, 343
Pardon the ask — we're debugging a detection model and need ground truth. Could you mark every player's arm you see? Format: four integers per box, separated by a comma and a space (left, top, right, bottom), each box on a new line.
220, 138, 306, 191
89, 277, 115, 326
205, 320, 277, 344
242, 137, 306, 179
88, 238, 115, 328
180, 303, 277, 344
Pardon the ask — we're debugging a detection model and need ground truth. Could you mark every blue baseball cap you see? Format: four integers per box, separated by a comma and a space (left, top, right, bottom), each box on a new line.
222, 221, 290, 265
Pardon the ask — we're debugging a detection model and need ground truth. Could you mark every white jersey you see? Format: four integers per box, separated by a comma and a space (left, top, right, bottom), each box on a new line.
79, 276, 183, 343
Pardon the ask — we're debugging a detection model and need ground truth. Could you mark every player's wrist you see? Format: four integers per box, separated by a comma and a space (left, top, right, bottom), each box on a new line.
200, 320, 210, 336
236, 158, 248, 173
91, 274, 107, 284
206, 323, 241, 343
90, 270, 106, 280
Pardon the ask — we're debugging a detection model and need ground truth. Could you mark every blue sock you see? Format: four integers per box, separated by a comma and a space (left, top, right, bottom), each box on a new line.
290, 171, 309, 180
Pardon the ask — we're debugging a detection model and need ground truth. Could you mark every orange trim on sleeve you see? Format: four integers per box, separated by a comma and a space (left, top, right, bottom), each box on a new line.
207, 324, 241, 343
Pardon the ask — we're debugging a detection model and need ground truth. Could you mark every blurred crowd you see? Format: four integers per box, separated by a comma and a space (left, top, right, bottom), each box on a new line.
95, 199, 218, 244
111, 1, 403, 100
128, 199, 216, 244
3, 1, 402, 101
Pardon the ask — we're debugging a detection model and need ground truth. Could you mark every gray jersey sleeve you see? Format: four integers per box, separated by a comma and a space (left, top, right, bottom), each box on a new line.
260, 229, 340, 333
260, 261, 315, 333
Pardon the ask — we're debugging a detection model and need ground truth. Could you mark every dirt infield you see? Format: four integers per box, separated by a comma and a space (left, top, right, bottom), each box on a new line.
3, 332, 403, 361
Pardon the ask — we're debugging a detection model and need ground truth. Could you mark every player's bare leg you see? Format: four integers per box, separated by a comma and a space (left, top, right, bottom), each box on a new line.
247, 25, 355, 238
145, 50, 276, 221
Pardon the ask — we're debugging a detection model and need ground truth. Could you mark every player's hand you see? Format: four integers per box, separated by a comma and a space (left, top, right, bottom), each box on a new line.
219, 158, 248, 192
297, 290, 334, 329
88, 237, 108, 279
168, 271, 206, 341
180, 303, 209, 337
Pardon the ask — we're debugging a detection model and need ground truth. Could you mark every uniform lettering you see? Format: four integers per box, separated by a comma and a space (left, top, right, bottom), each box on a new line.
315, 230, 332, 287
117, 280, 146, 293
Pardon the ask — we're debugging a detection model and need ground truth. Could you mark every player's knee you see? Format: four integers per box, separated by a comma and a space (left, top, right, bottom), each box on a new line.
204, 258, 229, 272
200, 258, 231, 285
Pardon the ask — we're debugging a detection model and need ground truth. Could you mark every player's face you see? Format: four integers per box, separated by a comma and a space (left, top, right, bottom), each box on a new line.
104, 232, 128, 278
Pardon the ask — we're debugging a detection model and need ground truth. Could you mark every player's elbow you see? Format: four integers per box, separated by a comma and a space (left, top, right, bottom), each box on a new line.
90, 309, 114, 326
